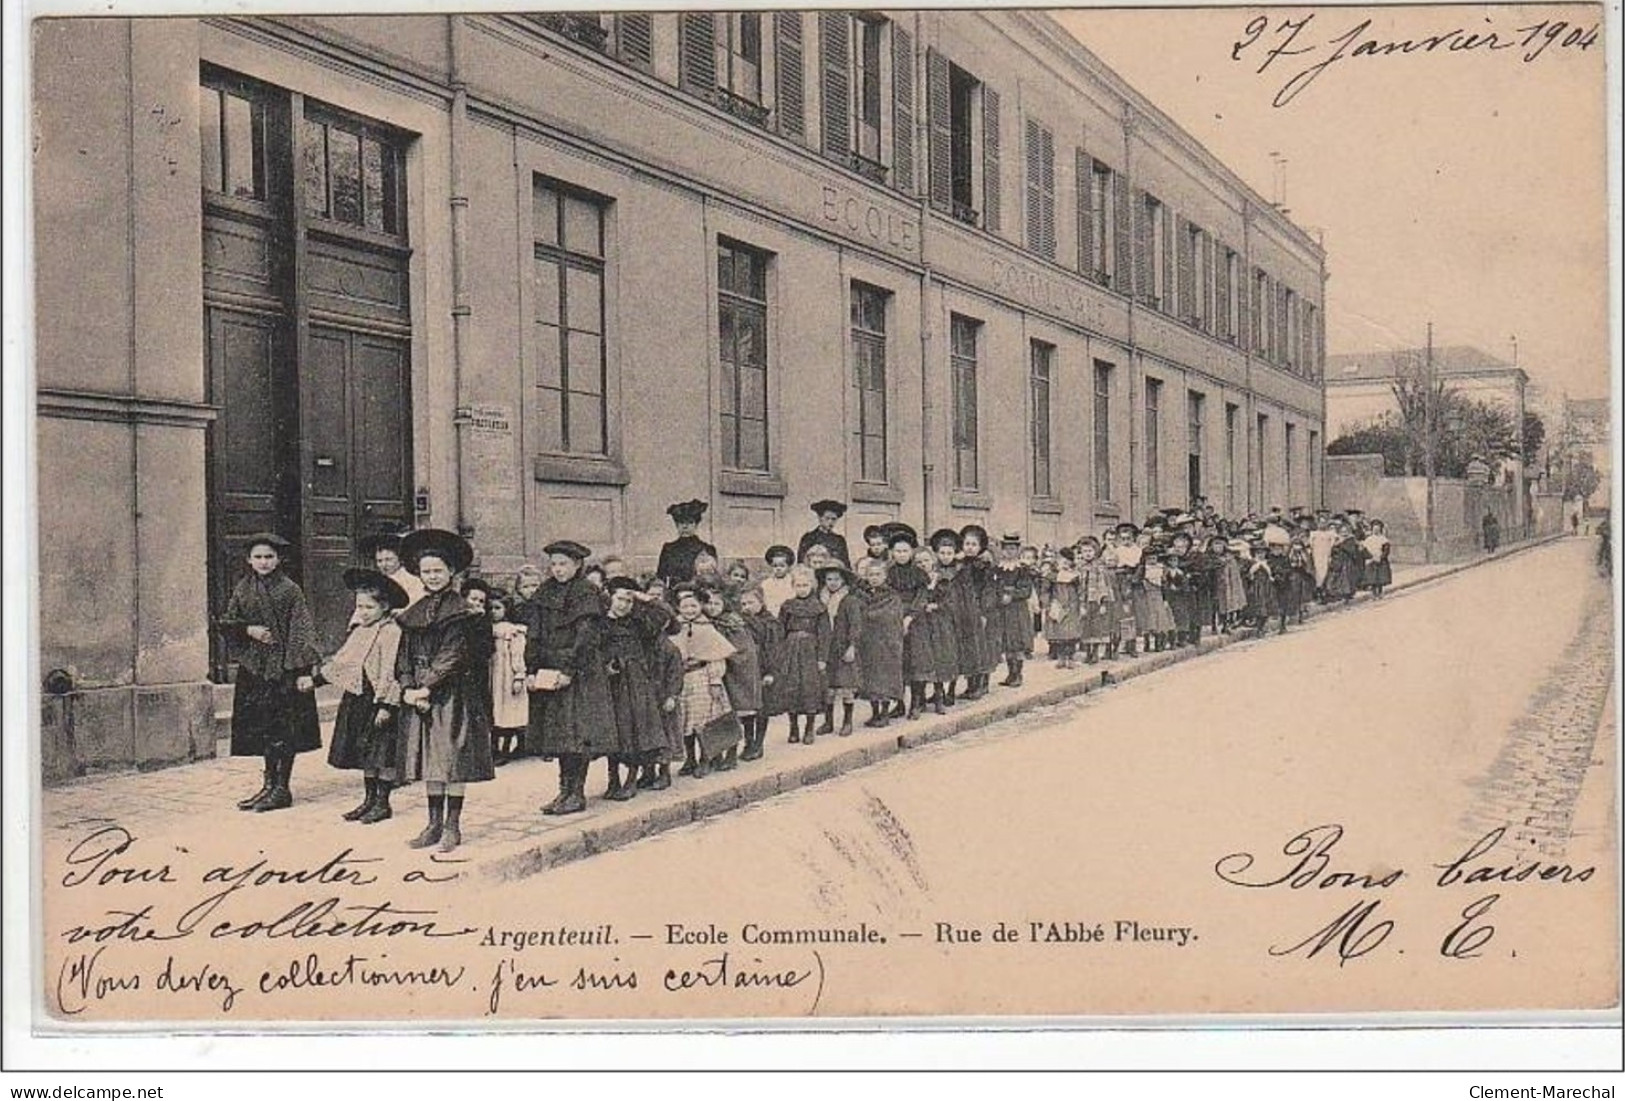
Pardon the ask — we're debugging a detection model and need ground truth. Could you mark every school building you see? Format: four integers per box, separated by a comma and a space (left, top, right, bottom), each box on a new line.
32, 12, 1328, 778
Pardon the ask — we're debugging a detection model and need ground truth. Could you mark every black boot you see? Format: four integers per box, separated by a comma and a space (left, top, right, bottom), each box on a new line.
802, 714, 818, 745
238, 758, 275, 811
816, 705, 835, 736
906, 684, 923, 721
255, 752, 293, 812
652, 759, 672, 790
787, 714, 801, 744
607, 757, 638, 800
343, 777, 375, 821
541, 761, 572, 814
864, 701, 887, 728
838, 702, 854, 737
678, 736, 699, 776
890, 699, 906, 719
603, 757, 624, 800
872, 701, 892, 729
1006, 658, 1024, 688
933, 684, 948, 715
359, 777, 393, 824
440, 795, 465, 852
555, 757, 587, 815
717, 743, 739, 772
740, 716, 764, 761
409, 794, 445, 848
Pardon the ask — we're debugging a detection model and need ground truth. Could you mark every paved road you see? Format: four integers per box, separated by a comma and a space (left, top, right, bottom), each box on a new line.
39, 538, 1614, 1022
476, 536, 1617, 1017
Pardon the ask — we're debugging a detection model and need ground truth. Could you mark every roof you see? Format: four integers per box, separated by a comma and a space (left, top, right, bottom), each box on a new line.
1324, 346, 1527, 385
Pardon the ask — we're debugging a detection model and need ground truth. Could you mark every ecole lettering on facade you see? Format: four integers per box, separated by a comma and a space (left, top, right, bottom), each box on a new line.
33, 11, 1327, 776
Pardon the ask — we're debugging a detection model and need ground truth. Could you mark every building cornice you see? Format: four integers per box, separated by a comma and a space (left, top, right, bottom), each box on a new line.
38, 389, 219, 429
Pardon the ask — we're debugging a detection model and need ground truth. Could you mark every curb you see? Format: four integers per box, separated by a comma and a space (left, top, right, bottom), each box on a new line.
475, 532, 1570, 881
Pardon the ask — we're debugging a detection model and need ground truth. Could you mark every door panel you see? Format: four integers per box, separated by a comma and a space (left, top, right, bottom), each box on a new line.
206, 306, 291, 675
302, 324, 412, 653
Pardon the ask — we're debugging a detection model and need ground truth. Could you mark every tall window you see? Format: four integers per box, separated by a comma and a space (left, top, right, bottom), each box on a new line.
1030, 341, 1054, 497
1089, 161, 1114, 283
1305, 303, 1320, 378
1284, 422, 1296, 498
1187, 390, 1205, 506
303, 109, 403, 235
1143, 194, 1167, 308
1225, 403, 1240, 514
851, 15, 884, 165
950, 314, 981, 490
1253, 269, 1270, 357
1093, 361, 1113, 502
1186, 223, 1207, 329
948, 64, 979, 222
1284, 288, 1299, 371
1256, 412, 1270, 506
1144, 378, 1162, 504
1219, 248, 1239, 343
1308, 429, 1320, 507
200, 83, 266, 200
716, 13, 763, 104
533, 178, 608, 456
851, 282, 889, 483
718, 239, 771, 471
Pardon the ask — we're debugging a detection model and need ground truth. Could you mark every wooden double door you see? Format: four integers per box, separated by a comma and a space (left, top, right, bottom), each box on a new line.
203, 75, 414, 670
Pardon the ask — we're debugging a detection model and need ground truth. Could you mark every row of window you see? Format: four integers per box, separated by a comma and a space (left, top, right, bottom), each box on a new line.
533, 12, 1322, 379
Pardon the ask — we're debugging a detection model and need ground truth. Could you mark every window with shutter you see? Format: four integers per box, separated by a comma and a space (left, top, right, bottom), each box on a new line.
1202, 233, 1216, 334
774, 13, 805, 141
926, 49, 952, 213
1160, 200, 1174, 314
1039, 126, 1055, 258
819, 11, 851, 163
1175, 214, 1192, 319
1113, 171, 1132, 296
891, 24, 914, 193
616, 14, 653, 71
1025, 119, 1042, 253
848, 14, 886, 182
679, 13, 716, 100
982, 85, 1001, 234
1133, 189, 1152, 305
1075, 147, 1092, 276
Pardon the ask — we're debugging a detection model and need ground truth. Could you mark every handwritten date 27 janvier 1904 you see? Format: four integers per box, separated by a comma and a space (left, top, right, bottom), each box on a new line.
1215, 825, 1595, 966
1232, 12, 1600, 108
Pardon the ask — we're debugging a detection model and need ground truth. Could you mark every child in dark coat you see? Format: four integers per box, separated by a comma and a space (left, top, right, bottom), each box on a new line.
218, 533, 323, 814
737, 585, 783, 760
855, 557, 906, 728
777, 565, 830, 745
706, 587, 760, 772
992, 531, 1037, 687
817, 564, 864, 737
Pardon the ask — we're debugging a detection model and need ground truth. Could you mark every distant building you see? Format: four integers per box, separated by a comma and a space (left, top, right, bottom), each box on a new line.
1324, 346, 1528, 442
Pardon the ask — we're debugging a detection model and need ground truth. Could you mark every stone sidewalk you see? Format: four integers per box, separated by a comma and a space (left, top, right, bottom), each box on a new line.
40, 534, 1570, 881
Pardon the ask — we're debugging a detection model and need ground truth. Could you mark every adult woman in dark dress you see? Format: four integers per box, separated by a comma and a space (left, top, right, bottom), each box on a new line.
217, 533, 322, 813
394, 529, 494, 853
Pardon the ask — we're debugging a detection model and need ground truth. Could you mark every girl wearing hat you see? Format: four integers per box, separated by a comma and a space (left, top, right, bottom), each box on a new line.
217, 533, 322, 813
817, 563, 863, 738
992, 532, 1036, 687
524, 540, 617, 815
301, 568, 408, 823
599, 577, 674, 799
1210, 535, 1249, 634
704, 587, 759, 771
1360, 520, 1393, 597
669, 584, 738, 777
657, 500, 718, 587
1324, 521, 1368, 605
1161, 532, 1199, 648
854, 557, 905, 728
1040, 546, 1084, 668
776, 565, 830, 744
884, 529, 934, 719
393, 529, 494, 852
946, 526, 998, 701
907, 546, 959, 716
1074, 537, 1120, 665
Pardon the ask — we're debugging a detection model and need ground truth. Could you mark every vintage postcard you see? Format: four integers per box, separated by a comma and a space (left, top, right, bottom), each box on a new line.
14, 0, 1619, 1036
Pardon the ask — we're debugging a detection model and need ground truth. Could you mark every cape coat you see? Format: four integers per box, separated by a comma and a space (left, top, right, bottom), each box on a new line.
521, 575, 617, 759
394, 588, 494, 784
218, 569, 322, 758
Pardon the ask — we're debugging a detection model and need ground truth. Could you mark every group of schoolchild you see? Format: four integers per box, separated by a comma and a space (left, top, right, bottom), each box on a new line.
215, 498, 1392, 854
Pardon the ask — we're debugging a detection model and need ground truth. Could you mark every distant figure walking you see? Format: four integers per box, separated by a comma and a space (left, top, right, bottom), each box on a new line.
1571, 511, 1580, 536
1482, 510, 1501, 554
1597, 518, 1612, 578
